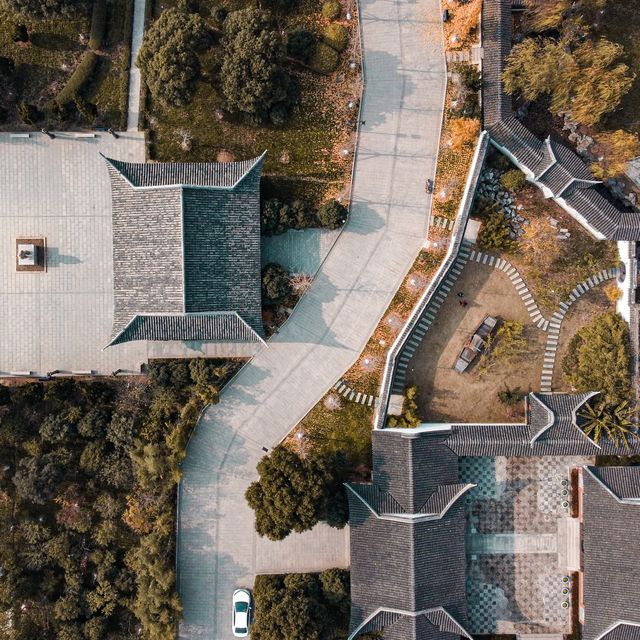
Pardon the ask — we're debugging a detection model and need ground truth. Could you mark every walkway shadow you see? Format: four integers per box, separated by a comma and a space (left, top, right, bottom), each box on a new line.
359, 50, 416, 130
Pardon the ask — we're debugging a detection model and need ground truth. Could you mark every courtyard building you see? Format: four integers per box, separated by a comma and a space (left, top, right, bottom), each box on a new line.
0, 133, 265, 377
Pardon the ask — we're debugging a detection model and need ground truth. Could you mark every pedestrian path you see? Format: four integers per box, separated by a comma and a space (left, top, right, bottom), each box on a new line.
540, 268, 618, 392
333, 379, 377, 406
468, 247, 549, 331
432, 215, 455, 230
392, 241, 473, 394
176, 0, 447, 635
126, 0, 147, 131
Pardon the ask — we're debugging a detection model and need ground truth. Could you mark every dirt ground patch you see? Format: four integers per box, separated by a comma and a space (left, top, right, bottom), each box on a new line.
552, 288, 615, 391
405, 263, 546, 423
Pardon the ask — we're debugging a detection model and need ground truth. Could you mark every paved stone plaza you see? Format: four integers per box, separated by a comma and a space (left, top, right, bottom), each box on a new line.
0, 133, 259, 376
461, 456, 593, 635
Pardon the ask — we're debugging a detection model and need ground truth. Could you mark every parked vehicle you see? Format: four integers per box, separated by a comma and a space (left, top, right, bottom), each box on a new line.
232, 589, 252, 637
425, 178, 434, 194
454, 316, 498, 373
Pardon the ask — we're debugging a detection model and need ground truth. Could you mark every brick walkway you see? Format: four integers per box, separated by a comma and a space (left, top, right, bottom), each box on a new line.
176, 0, 447, 635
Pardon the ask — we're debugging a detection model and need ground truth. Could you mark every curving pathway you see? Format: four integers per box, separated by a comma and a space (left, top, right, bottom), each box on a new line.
176, 0, 447, 637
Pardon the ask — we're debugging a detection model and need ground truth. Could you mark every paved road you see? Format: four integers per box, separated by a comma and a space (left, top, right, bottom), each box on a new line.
176, 0, 446, 636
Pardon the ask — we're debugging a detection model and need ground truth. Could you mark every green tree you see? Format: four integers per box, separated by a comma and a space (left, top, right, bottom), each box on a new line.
137, 8, 209, 108
287, 29, 316, 62
579, 399, 638, 448
317, 199, 348, 229
13, 456, 63, 504
221, 8, 296, 124
245, 446, 345, 540
261, 263, 292, 304
562, 311, 632, 404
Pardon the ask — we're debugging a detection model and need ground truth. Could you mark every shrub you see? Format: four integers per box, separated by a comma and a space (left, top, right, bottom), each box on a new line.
590, 130, 640, 180
17, 100, 41, 124
309, 41, 339, 74
252, 571, 350, 638
498, 386, 523, 406
562, 311, 631, 405
449, 117, 480, 152
262, 263, 291, 304
322, 0, 341, 19
55, 51, 98, 106
221, 8, 297, 124
476, 199, 514, 251
88, 0, 106, 50
458, 63, 481, 92
4, 0, 74, 18
500, 168, 526, 192
323, 24, 348, 52
13, 23, 29, 43
387, 386, 421, 428
287, 29, 316, 62
318, 199, 348, 229
137, 8, 209, 108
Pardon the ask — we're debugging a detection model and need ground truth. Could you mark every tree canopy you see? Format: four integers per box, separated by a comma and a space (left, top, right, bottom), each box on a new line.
251, 570, 350, 640
503, 36, 634, 126
245, 445, 348, 540
220, 8, 297, 124
562, 311, 632, 405
2, 0, 78, 18
137, 8, 209, 108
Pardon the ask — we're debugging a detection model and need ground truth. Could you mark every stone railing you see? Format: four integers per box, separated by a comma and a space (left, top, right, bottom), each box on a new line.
373, 131, 490, 429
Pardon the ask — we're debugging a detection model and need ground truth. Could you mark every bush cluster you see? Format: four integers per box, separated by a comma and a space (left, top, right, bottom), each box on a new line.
3, 0, 77, 18
287, 29, 317, 62
387, 385, 421, 428
321, 0, 341, 19
309, 41, 340, 74
261, 197, 348, 235
0, 371, 229, 639
252, 569, 350, 639
323, 23, 348, 52
500, 168, 526, 193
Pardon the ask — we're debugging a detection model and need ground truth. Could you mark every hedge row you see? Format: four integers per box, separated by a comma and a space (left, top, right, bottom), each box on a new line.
89, 0, 107, 50
55, 51, 98, 105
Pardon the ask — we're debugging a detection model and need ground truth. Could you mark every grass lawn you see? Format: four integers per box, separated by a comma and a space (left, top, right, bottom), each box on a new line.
289, 394, 373, 474
143, 0, 361, 206
0, 0, 132, 130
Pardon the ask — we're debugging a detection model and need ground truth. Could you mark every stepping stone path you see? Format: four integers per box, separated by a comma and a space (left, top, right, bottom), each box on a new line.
432, 215, 455, 231
333, 379, 378, 407
392, 241, 474, 394
540, 267, 618, 392
467, 247, 549, 331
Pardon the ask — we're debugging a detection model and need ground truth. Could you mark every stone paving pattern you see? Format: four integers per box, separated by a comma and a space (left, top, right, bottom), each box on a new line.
461, 456, 593, 635
176, 0, 447, 635
0, 133, 149, 375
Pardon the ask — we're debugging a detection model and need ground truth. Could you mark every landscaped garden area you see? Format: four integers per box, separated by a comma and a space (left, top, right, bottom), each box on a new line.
139, 0, 361, 207
0, 0, 133, 130
473, 149, 619, 314
0, 359, 240, 639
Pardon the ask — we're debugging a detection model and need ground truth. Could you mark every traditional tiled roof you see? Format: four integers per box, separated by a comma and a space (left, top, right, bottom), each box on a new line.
347, 430, 470, 640
445, 393, 640, 456
103, 155, 264, 189
482, 0, 512, 127
355, 609, 472, 640
104, 154, 265, 345
107, 312, 264, 346
583, 467, 640, 640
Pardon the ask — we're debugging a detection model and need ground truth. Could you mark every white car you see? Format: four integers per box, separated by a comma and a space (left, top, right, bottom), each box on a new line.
232, 589, 251, 637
